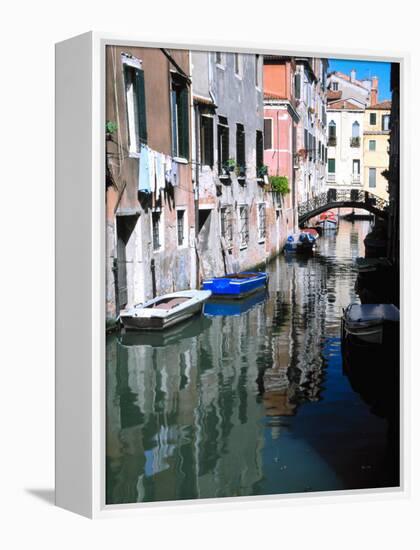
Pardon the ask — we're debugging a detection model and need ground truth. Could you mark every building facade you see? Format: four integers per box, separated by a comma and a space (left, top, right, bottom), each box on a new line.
263, 56, 300, 240
363, 99, 391, 200
191, 51, 276, 278
294, 58, 328, 203
326, 100, 365, 188
106, 46, 195, 323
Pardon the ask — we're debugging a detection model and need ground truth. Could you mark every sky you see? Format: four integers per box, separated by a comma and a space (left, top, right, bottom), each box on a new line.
328, 59, 391, 101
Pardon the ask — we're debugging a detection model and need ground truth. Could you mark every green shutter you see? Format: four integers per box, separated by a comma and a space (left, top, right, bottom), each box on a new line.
135, 68, 147, 143
177, 85, 189, 159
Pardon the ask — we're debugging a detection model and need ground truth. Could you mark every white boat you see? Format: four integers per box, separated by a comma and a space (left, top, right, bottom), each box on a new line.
341, 303, 399, 346
120, 290, 212, 331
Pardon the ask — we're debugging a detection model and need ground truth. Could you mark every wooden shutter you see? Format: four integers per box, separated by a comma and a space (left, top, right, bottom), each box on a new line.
135, 68, 147, 143
264, 119, 272, 150
177, 85, 189, 159
236, 124, 245, 169
256, 130, 263, 172
201, 115, 214, 167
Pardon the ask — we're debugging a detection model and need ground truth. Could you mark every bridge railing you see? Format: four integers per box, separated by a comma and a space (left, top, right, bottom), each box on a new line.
298, 189, 389, 220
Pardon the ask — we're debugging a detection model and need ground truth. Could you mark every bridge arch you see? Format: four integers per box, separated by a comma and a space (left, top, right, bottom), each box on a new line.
298, 189, 389, 226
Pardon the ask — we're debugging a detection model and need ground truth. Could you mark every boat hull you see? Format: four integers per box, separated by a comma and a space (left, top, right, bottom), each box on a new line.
201, 272, 268, 298
120, 290, 212, 331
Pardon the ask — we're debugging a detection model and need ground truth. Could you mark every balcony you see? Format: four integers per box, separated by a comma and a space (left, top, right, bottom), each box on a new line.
350, 137, 360, 148
328, 137, 337, 147
352, 174, 361, 184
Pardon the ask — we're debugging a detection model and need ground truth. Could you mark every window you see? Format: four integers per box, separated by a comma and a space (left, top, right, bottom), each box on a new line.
294, 73, 301, 99
369, 167, 376, 188
258, 203, 266, 241
352, 121, 360, 138
328, 158, 336, 173
332, 82, 338, 91
216, 52, 223, 65
152, 211, 162, 250
234, 53, 242, 76
170, 74, 189, 160
236, 124, 246, 174
352, 160, 360, 182
382, 114, 390, 131
239, 206, 249, 247
200, 115, 214, 167
369, 112, 377, 125
123, 59, 147, 154
369, 139, 376, 151
220, 206, 233, 245
328, 121, 336, 146
217, 116, 229, 175
256, 130, 264, 177
177, 209, 186, 247
264, 119, 272, 150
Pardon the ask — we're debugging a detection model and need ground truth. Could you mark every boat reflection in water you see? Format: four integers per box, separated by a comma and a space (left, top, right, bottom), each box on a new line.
106, 221, 399, 505
203, 289, 268, 317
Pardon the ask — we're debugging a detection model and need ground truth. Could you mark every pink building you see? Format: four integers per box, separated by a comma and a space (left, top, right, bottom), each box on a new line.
263, 57, 299, 240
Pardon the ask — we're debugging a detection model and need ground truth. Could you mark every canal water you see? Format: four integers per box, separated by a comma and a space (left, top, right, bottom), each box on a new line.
106, 220, 399, 504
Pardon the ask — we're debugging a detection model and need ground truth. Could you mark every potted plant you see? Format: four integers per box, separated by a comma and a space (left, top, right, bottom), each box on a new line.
269, 175, 290, 195
225, 158, 237, 172
106, 120, 118, 140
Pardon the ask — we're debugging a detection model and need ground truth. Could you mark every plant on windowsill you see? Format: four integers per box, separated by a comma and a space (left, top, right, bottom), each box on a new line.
308, 107, 315, 115
256, 164, 268, 184
269, 175, 290, 195
106, 120, 118, 141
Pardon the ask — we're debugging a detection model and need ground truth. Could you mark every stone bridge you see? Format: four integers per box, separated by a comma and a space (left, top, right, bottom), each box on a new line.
298, 188, 389, 226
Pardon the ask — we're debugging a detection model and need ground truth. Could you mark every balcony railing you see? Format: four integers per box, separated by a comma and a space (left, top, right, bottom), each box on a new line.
352, 174, 361, 184
328, 137, 337, 147
350, 137, 360, 148
327, 173, 336, 182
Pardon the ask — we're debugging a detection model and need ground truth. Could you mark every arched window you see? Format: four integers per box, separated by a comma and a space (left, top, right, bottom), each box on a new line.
328, 120, 336, 140
352, 121, 360, 138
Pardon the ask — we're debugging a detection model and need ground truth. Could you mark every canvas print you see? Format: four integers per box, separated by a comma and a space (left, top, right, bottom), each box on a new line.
105, 46, 400, 504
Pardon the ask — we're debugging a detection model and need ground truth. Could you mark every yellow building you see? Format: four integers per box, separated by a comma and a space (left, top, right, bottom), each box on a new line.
363, 99, 391, 200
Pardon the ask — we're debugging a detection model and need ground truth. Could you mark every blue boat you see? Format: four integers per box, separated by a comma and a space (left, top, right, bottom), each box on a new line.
204, 289, 267, 316
201, 271, 269, 298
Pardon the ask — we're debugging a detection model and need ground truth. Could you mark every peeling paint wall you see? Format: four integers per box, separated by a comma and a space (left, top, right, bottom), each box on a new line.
106, 47, 194, 322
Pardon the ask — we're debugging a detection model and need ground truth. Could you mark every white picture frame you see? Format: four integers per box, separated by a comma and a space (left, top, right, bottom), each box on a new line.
55, 31, 409, 519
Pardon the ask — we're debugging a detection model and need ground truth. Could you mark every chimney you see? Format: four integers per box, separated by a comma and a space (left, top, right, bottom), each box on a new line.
350, 69, 356, 82
370, 76, 378, 106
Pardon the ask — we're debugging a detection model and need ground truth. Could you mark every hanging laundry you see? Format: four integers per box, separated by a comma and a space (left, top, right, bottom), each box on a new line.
164, 156, 172, 185
138, 144, 151, 193
148, 148, 156, 193
170, 161, 179, 187
155, 153, 166, 194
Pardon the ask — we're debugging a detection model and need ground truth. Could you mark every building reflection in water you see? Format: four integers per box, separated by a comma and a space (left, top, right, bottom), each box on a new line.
106, 220, 399, 504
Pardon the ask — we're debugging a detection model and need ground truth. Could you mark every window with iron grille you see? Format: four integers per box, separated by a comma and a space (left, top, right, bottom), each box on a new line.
264, 118, 272, 150
177, 209, 185, 246
217, 116, 229, 175
256, 130, 264, 176
236, 123, 246, 174
239, 206, 249, 247
200, 114, 214, 167
123, 60, 147, 154
258, 203, 266, 241
170, 74, 189, 160
220, 206, 233, 245
152, 211, 161, 250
